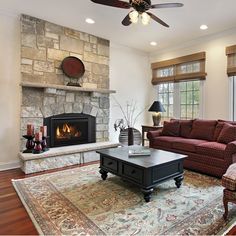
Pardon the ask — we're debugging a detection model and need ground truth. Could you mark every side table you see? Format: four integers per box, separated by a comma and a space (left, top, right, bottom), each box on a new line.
142, 125, 163, 146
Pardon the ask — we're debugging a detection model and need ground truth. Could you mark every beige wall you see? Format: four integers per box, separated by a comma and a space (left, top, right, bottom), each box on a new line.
109, 43, 151, 142
0, 13, 21, 169
149, 28, 236, 120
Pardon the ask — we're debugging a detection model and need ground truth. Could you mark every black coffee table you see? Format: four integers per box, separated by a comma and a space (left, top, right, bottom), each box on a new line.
96, 146, 187, 202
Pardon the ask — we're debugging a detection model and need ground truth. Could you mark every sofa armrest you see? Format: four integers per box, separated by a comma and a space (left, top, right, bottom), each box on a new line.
225, 141, 236, 165
147, 130, 162, 140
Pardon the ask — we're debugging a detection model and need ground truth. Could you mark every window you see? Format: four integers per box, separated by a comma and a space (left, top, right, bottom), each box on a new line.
153, 52, 205, 120
151, 52, 206, 85
232, 76, 236, 121
226, 45, 236, 121
158, 83, 174, 119
180, 81, 200, 119
158, 80, 201, 120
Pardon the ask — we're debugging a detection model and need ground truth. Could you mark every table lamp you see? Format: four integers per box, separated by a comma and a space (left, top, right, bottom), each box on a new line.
148, 101, 166, 126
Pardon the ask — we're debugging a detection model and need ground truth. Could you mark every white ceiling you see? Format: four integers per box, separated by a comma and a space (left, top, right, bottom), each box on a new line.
1, 0, 236, 53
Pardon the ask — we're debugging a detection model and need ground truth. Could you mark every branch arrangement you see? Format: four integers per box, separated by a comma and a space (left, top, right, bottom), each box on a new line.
112, 96, 149, 131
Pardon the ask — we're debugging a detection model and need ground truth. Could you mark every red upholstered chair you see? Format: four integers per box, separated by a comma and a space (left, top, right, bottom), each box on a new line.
222, 163, 236, 219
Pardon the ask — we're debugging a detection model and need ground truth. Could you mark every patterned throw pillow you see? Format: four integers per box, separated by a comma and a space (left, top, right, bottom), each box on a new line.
217, 123, 236, 144
161, 121, 180, 137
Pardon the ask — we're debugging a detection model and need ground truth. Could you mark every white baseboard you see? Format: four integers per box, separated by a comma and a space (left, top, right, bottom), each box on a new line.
0, 161, 21, 171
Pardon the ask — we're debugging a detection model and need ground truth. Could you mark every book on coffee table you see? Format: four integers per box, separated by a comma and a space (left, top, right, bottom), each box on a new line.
128, 149, 151, 157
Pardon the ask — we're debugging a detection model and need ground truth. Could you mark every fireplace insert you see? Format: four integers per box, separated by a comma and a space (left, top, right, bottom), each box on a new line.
44, 113, 96, 147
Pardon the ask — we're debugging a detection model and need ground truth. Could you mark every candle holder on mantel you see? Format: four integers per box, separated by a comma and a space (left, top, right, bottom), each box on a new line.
33, 141, 43, 154
22, 135, 35, 153
41, 136, 49, 152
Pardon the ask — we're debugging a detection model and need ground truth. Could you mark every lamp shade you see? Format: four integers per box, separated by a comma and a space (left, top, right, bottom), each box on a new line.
148, 101, 166, 112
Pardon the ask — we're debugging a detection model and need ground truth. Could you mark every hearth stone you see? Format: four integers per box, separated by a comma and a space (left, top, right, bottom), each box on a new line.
21, 153, 84, 174
19, 141, 119, 174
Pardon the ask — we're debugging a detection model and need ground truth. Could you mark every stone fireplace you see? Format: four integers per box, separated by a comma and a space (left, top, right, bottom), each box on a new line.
44, 113, 96, 147
20, 14, 113, 151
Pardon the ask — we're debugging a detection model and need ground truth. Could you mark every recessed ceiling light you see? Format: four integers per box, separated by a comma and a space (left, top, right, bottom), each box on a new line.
86, 18, 95, 24
200, 25, 208, 30
150, 41, 157, 46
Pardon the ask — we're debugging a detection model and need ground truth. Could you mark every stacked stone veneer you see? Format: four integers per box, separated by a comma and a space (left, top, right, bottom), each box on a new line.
20, 15, 110, 150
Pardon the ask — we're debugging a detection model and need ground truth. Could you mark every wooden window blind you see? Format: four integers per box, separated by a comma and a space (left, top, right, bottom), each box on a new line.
226, 45, 236, 76
151, 52, 207, 85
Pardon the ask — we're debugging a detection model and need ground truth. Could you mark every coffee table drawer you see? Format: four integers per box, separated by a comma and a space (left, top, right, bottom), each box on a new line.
102, 157, 118, 172
122, 164, 143, 183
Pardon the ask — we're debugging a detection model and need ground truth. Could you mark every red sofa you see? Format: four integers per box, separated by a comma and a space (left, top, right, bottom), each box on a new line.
147, 119, 236, 177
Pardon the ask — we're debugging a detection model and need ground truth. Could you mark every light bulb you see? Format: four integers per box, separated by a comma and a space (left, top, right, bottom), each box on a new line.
141, 12, 151, 25
129, 10, 139, 24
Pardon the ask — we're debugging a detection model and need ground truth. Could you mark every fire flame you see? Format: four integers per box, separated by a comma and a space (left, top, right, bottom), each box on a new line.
63, 123, 71, 133
56, 127, 60, 137
56, 123, 71, 137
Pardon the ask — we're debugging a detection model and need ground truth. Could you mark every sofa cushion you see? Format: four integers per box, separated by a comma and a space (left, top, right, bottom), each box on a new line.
151, 136, 178, 148
222, 163, 236, 191
190, 119, 217, 141
172, 139, 207, 153
196, 142, 226, 159
161, 120, 180, 136
172, 119, 193, 138
213, 122, 225, 141
217, 123, 236, 144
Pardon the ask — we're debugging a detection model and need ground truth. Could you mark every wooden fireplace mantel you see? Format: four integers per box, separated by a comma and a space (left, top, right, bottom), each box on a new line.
20, 81, 116, 94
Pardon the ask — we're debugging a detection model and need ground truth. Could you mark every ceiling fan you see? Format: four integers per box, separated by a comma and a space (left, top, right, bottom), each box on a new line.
90, 0, 184, 27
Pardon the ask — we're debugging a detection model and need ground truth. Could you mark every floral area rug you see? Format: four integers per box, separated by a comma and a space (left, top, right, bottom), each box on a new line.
12, 164, 236, 235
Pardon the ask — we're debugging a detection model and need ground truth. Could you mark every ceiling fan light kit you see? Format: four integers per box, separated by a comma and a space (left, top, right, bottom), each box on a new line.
129, 10, 139, 24
90, 0, 184, 27
129, 10, 151, 25
141, 12, 151, 25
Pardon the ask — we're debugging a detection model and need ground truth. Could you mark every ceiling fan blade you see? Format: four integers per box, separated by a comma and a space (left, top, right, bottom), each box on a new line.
91, 0, 130, 9
147, 12, 169, 27
122, 14, 132, 26
151, 3, 184, 9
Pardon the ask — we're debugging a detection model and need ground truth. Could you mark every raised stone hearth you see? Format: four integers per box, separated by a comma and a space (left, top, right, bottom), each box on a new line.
19, 141, 119, 174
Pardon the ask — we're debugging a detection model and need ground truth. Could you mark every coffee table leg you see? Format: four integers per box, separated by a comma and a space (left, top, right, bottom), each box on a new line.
99, 169, 108, 180
142, 188, 153, 202
174, 175, 184, 188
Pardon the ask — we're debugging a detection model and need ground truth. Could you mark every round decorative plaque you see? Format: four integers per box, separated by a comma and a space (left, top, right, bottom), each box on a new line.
61, 56, 85, 78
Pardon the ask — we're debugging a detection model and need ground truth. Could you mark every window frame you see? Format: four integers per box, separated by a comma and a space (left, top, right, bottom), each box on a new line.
230, 76, 236, 121
157, 80, 204, 120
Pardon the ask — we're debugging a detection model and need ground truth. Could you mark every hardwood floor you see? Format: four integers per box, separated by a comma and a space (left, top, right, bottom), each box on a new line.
0, 162, 98, 235
1, 162, 236, 235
